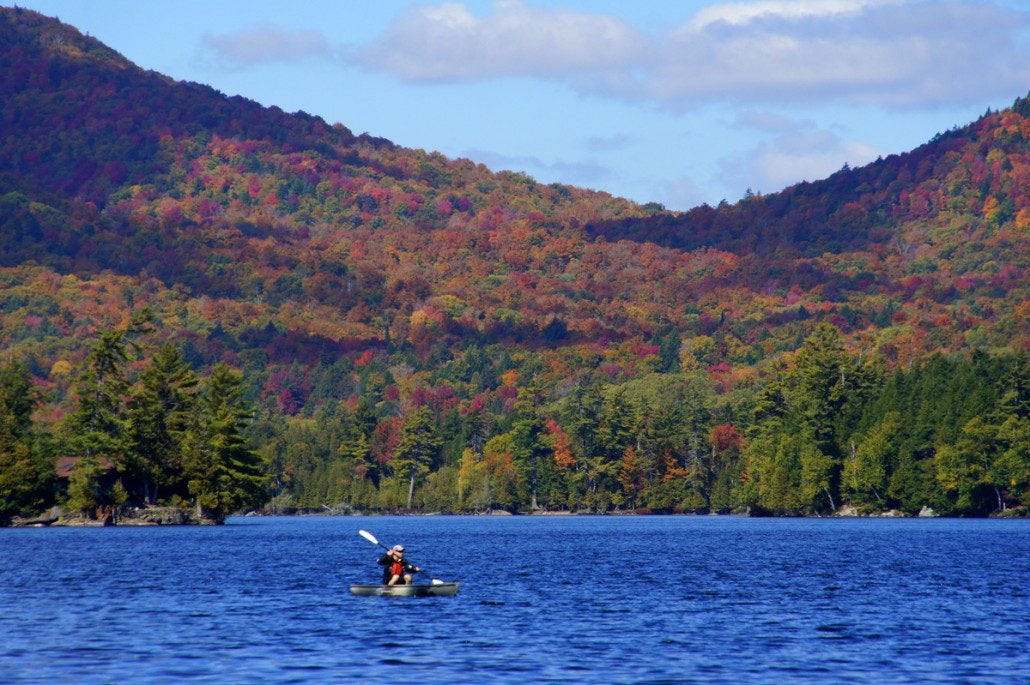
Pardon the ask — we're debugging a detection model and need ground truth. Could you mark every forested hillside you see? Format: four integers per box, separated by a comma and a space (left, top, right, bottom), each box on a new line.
0, 8, 1026, 522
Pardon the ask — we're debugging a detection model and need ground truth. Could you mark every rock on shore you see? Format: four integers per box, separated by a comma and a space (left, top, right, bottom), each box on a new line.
11, 506, 218, 527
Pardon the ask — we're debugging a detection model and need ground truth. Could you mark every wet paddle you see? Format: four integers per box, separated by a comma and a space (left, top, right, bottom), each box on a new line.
358, 529, 445, 585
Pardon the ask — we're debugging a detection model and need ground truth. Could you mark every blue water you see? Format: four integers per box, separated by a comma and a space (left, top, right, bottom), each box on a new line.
1, 516, 1027, 684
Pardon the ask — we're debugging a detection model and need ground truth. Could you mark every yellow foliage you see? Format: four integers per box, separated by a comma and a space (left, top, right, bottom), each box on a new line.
409, 309, 428, 328
433, 294, 466, 318
1015, 207, 1030, 231
50, 360, 73, 377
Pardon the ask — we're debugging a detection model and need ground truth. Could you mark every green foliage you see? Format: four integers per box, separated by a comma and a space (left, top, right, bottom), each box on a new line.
390, 405, 442, 508
0, 361, 51, 520
64, 455, 105, 515
65, 329, 130, 462
126, 343, 198, 504
0, 10, 1027, 522
185, 364, 268, 522
742, 325, 878, 513
842, 412, 898, 505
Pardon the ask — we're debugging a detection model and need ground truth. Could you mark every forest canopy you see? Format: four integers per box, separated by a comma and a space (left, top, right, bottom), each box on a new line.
0, 9, 1026, 522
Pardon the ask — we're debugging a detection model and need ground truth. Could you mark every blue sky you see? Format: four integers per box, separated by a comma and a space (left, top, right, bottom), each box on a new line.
7, 1, 1028, 209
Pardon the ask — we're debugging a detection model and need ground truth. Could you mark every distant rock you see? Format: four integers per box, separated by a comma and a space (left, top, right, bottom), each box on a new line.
10, 505, 65, 527
836, 505, 861, 517
134, 507, 194, 525
918, 506, 938, 518
879, 509, 905, 517
19, 505, 219, 527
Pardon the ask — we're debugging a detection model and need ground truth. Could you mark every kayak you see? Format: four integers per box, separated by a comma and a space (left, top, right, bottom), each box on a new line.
349, 582, 460, 597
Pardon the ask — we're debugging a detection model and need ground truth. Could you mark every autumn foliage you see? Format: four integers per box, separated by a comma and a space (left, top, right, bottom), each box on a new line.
0, 9, 1026, 519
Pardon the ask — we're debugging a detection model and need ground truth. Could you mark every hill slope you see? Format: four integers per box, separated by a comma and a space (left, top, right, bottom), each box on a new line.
0, 7, 1025, 391
0, 8, 1026, 518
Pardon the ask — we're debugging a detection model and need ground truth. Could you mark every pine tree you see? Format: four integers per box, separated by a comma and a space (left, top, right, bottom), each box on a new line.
126, 343, 198, 504
0, 361, 49, 520
843, 412, 899, 506
67, 330, 130, 462
509, 395, 551, 510
185, 364, 267, 522
65, 455, 105, 516
391, 405, 441, 508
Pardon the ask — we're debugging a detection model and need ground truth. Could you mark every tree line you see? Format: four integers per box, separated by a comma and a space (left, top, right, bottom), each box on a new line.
255, 324, 1027, 517
0, 311, 266, 523
1, 322, 1026, 524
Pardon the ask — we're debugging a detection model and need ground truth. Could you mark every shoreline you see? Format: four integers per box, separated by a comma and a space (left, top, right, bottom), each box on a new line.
7, 505, 1025, 527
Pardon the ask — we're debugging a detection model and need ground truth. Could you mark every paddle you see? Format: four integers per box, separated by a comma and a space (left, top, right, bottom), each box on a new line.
358, 529, 445, 585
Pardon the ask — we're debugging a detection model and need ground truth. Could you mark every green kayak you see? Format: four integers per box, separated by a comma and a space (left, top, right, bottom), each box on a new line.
349, 582, 460, 597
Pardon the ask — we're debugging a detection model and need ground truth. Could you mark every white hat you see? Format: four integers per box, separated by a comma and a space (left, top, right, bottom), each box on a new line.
392, 544, 405, 552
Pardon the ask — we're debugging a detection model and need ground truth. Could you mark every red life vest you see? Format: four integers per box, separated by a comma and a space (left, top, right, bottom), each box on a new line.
390, 560, 404, 576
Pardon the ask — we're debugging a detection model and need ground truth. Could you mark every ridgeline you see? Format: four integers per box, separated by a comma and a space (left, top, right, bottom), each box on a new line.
0, 8, 1026, 523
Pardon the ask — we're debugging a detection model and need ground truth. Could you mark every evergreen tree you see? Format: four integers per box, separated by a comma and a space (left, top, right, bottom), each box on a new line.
787, 323, 875, 457
391, 405, 441, 508
744, 324, 879, 512
126, 343, 198, 504
185, 364, 267, 522
337, 406, 377, 506
656, 329, 682, 373
0, 361, 49, 520
67, 330, 130, 462
64, 455, 105, 516
509, 396, 551, 510
843, 412, 899, 506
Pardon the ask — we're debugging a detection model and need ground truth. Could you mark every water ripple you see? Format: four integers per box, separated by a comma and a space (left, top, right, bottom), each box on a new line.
1, 516, 1028, 683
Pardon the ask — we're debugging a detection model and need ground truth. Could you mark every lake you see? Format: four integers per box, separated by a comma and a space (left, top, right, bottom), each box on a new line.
1, 516, 1027, 683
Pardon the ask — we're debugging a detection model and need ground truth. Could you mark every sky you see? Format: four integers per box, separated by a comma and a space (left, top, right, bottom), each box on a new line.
6, 0, 1028, 210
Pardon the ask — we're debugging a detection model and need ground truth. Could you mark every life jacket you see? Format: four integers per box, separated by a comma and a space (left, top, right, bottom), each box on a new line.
390, 560, 404, 576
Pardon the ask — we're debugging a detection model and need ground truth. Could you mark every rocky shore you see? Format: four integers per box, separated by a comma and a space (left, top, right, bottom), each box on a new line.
8, 504, 1024, 526
9, 505, 220, 527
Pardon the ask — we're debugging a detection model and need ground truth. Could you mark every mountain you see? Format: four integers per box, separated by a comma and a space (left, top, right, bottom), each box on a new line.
1, 6, 1026, 388
1, 8, 1026, 518
589, 101, 1028, 256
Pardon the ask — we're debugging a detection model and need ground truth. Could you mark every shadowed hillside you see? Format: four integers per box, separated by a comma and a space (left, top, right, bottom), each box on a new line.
588, 98, 1028, 257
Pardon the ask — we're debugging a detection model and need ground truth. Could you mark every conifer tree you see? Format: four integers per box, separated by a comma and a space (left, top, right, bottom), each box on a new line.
510, 394, 552, 510
843, 412, 899, 506
185, 364, 267, 521
0, 361, 48, 520
126, 343, 198, 504
67, 329, 130, 463
391, 405, 441, 508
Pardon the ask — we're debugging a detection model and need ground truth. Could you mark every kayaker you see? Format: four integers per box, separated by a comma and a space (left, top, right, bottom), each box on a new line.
378, 544, 420, 586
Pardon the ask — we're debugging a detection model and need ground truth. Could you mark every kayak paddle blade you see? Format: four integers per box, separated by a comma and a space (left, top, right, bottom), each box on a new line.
359, 529, 379, 546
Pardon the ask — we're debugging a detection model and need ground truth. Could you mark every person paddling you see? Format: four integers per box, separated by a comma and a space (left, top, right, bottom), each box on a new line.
378, 544, 420, 586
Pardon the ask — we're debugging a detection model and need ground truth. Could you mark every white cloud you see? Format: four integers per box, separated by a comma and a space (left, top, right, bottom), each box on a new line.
356, 1, 1029, 108
202, 25, 331, 68
651, 0, 1029, 107
584, 134, 635, 152
721, 129, 882, 195
688, 0, 898, 29
358, 0, 647, 82
658, 175, 710, 211
462, 148, 614, 185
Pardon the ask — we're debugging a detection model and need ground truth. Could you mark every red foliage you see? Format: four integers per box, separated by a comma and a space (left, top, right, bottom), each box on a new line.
710, 424, 744, 455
